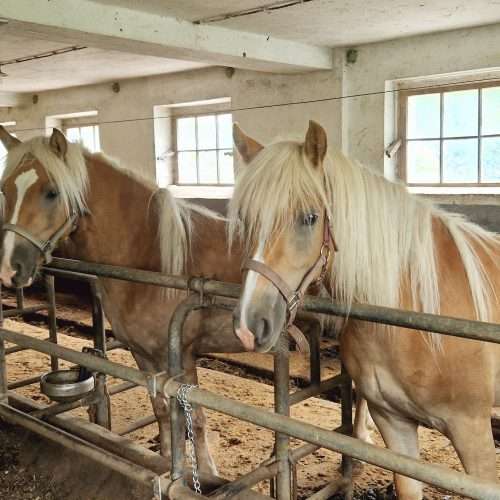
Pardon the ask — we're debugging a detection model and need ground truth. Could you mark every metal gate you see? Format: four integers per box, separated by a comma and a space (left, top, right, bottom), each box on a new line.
0, 257, 499, 499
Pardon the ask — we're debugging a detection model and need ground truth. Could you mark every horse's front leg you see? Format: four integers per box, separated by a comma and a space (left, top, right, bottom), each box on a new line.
132, 352, 172, 458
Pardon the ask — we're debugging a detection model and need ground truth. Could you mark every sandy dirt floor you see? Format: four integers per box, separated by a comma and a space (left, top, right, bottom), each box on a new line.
1, 311, 498, 500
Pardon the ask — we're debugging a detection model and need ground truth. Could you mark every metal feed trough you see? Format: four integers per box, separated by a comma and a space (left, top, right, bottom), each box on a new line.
0, 258, 499, 499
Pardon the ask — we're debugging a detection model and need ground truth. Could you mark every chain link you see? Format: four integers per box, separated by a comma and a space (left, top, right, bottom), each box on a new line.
176, 384, 202, 495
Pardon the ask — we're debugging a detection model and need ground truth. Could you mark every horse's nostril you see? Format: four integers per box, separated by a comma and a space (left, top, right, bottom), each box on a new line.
255, 318, 272, 345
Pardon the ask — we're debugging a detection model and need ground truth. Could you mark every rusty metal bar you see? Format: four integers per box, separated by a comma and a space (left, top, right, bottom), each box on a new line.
9, 392, 266, 498
8, 374, 40, 389
31, 393, 97, 419
44, 274, 59, 371
162, 380, 500, 500
89, 280, 111, 430
0, 402, 171, 495
339, 363, 353, 499
167, 296, 206, 484
106, 339, 126, 351
118, 414, 157, 436
15, 287, 24, 309
5, 338, 50, 355
0, 288, 6, 404
0, 328, 159, 390
44, 258, 500, 345
289, 373, 349, 406
307, 478, 350, 500
274, 341, 291, 500
3, 304, 48, 317
108, 381, 137, 396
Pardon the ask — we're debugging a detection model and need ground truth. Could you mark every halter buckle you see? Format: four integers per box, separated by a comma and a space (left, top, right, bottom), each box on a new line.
287, 292, 301, 313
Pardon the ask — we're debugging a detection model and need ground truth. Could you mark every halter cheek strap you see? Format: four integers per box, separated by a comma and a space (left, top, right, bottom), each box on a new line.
3, 211, 79, 263
243, 210, 337, 327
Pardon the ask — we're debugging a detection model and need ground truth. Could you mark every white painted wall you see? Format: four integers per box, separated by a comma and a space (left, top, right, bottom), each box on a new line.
0, 64, 342, 183
3, 22, 500, 206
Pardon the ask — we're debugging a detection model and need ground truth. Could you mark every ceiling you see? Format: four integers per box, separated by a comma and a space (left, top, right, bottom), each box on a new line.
95, 0, 500, 46
0, 33, 207, 93
3, 1, 500, 93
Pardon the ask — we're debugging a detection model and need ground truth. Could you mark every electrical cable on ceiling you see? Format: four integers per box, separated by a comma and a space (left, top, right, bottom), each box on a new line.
0, 46, 87, 67
6, 73, 500, 134
193, 0, 317, 24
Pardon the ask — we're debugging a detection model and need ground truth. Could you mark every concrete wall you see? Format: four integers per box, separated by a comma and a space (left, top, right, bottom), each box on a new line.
0, 64, 343, 183
2, 22, 500, 221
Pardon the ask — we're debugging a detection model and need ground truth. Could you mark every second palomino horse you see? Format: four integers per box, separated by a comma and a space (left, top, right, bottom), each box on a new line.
229, 120, 500, 499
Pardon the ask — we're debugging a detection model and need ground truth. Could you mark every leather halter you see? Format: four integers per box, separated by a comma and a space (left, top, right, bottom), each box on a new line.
3, 211, 79, 264
242, 210, 337, 327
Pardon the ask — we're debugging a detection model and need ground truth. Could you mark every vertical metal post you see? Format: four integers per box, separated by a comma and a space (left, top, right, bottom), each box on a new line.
0, 284, 7, 404
168, 296, 204, 484
308, 321, 321, 386
44, 274, 59, 371
340, 362, 353, 500
15, 287, 24, 310
89, 280, 111, 430
273, 333, 291, 500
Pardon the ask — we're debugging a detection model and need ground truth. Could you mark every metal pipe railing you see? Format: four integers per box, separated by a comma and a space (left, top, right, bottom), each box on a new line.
162, 379, 500, 500
0, 258, 496, 498
45, 258, 500, 345
0, 402, 171, 496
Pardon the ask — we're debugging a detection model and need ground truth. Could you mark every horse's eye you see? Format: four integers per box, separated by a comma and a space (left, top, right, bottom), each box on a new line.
302, 213, 318, 226
46, 189, 59, 200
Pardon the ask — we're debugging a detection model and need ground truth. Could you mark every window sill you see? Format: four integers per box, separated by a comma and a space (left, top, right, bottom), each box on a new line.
168, 185, 234, 199
408, 186, 500, 195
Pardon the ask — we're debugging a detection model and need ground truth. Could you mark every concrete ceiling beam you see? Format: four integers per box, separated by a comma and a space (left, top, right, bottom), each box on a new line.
0, 0, 334, 73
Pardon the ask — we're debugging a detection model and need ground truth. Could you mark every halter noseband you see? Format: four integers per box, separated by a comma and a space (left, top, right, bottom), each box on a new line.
242, 210, 337, 328
3, 211, 79, 264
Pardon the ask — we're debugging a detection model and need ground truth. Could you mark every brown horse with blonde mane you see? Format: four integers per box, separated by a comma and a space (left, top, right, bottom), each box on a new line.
229, 120, 500, 499
0, 126, 249, 476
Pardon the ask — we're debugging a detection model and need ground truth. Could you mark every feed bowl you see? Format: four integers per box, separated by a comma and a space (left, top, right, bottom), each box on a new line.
40, 369, 95, 403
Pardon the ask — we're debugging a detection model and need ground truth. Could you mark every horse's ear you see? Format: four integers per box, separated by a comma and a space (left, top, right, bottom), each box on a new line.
49, 128, 68, 159
304, 120, 327, 168
233, 123, 263, 164
0, 125, 21, 150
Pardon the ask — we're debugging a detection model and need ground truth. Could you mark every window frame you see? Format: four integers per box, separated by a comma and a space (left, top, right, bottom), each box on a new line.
173, 112, 234, 187
64, 122, 101, 153
399, 79, 500, 187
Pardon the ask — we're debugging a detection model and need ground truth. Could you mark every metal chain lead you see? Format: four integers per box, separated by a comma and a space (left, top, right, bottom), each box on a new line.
176, 384, 202, 495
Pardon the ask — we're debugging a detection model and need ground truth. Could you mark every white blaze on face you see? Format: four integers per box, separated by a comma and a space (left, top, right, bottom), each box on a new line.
235, 240, 264, 350
0, 169, 39, 284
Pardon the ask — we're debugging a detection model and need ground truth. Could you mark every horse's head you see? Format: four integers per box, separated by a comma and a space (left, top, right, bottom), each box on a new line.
0, 126, 87, 288
229, 121, 333, 352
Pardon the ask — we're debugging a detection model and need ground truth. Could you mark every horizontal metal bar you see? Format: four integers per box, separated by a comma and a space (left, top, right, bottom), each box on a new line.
289, 374, 349, 405
108, 381, 137, 396
8, 374, 41, 389
43, 267, 98, 282
163, 380, 500, 500
3, 304, 49, 317
8, 392, 266, 498
0, 402, 171, 495
0, 328, 161, 393
31, 394, 96, 419
211, 425, 350, 500
118, 415, 157, 436
106, 339, 126, 351
6, 337, 51, 355
44, 258, 500, 345
307, 478, 349, 500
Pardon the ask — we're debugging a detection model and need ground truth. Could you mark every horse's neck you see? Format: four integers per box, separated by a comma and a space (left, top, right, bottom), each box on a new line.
184, 210, 243, 283
67, 156, 161, 270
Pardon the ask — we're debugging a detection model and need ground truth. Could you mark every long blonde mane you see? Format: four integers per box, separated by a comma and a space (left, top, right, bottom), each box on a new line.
2, 136, 220, 276
229, 141, 498, 346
